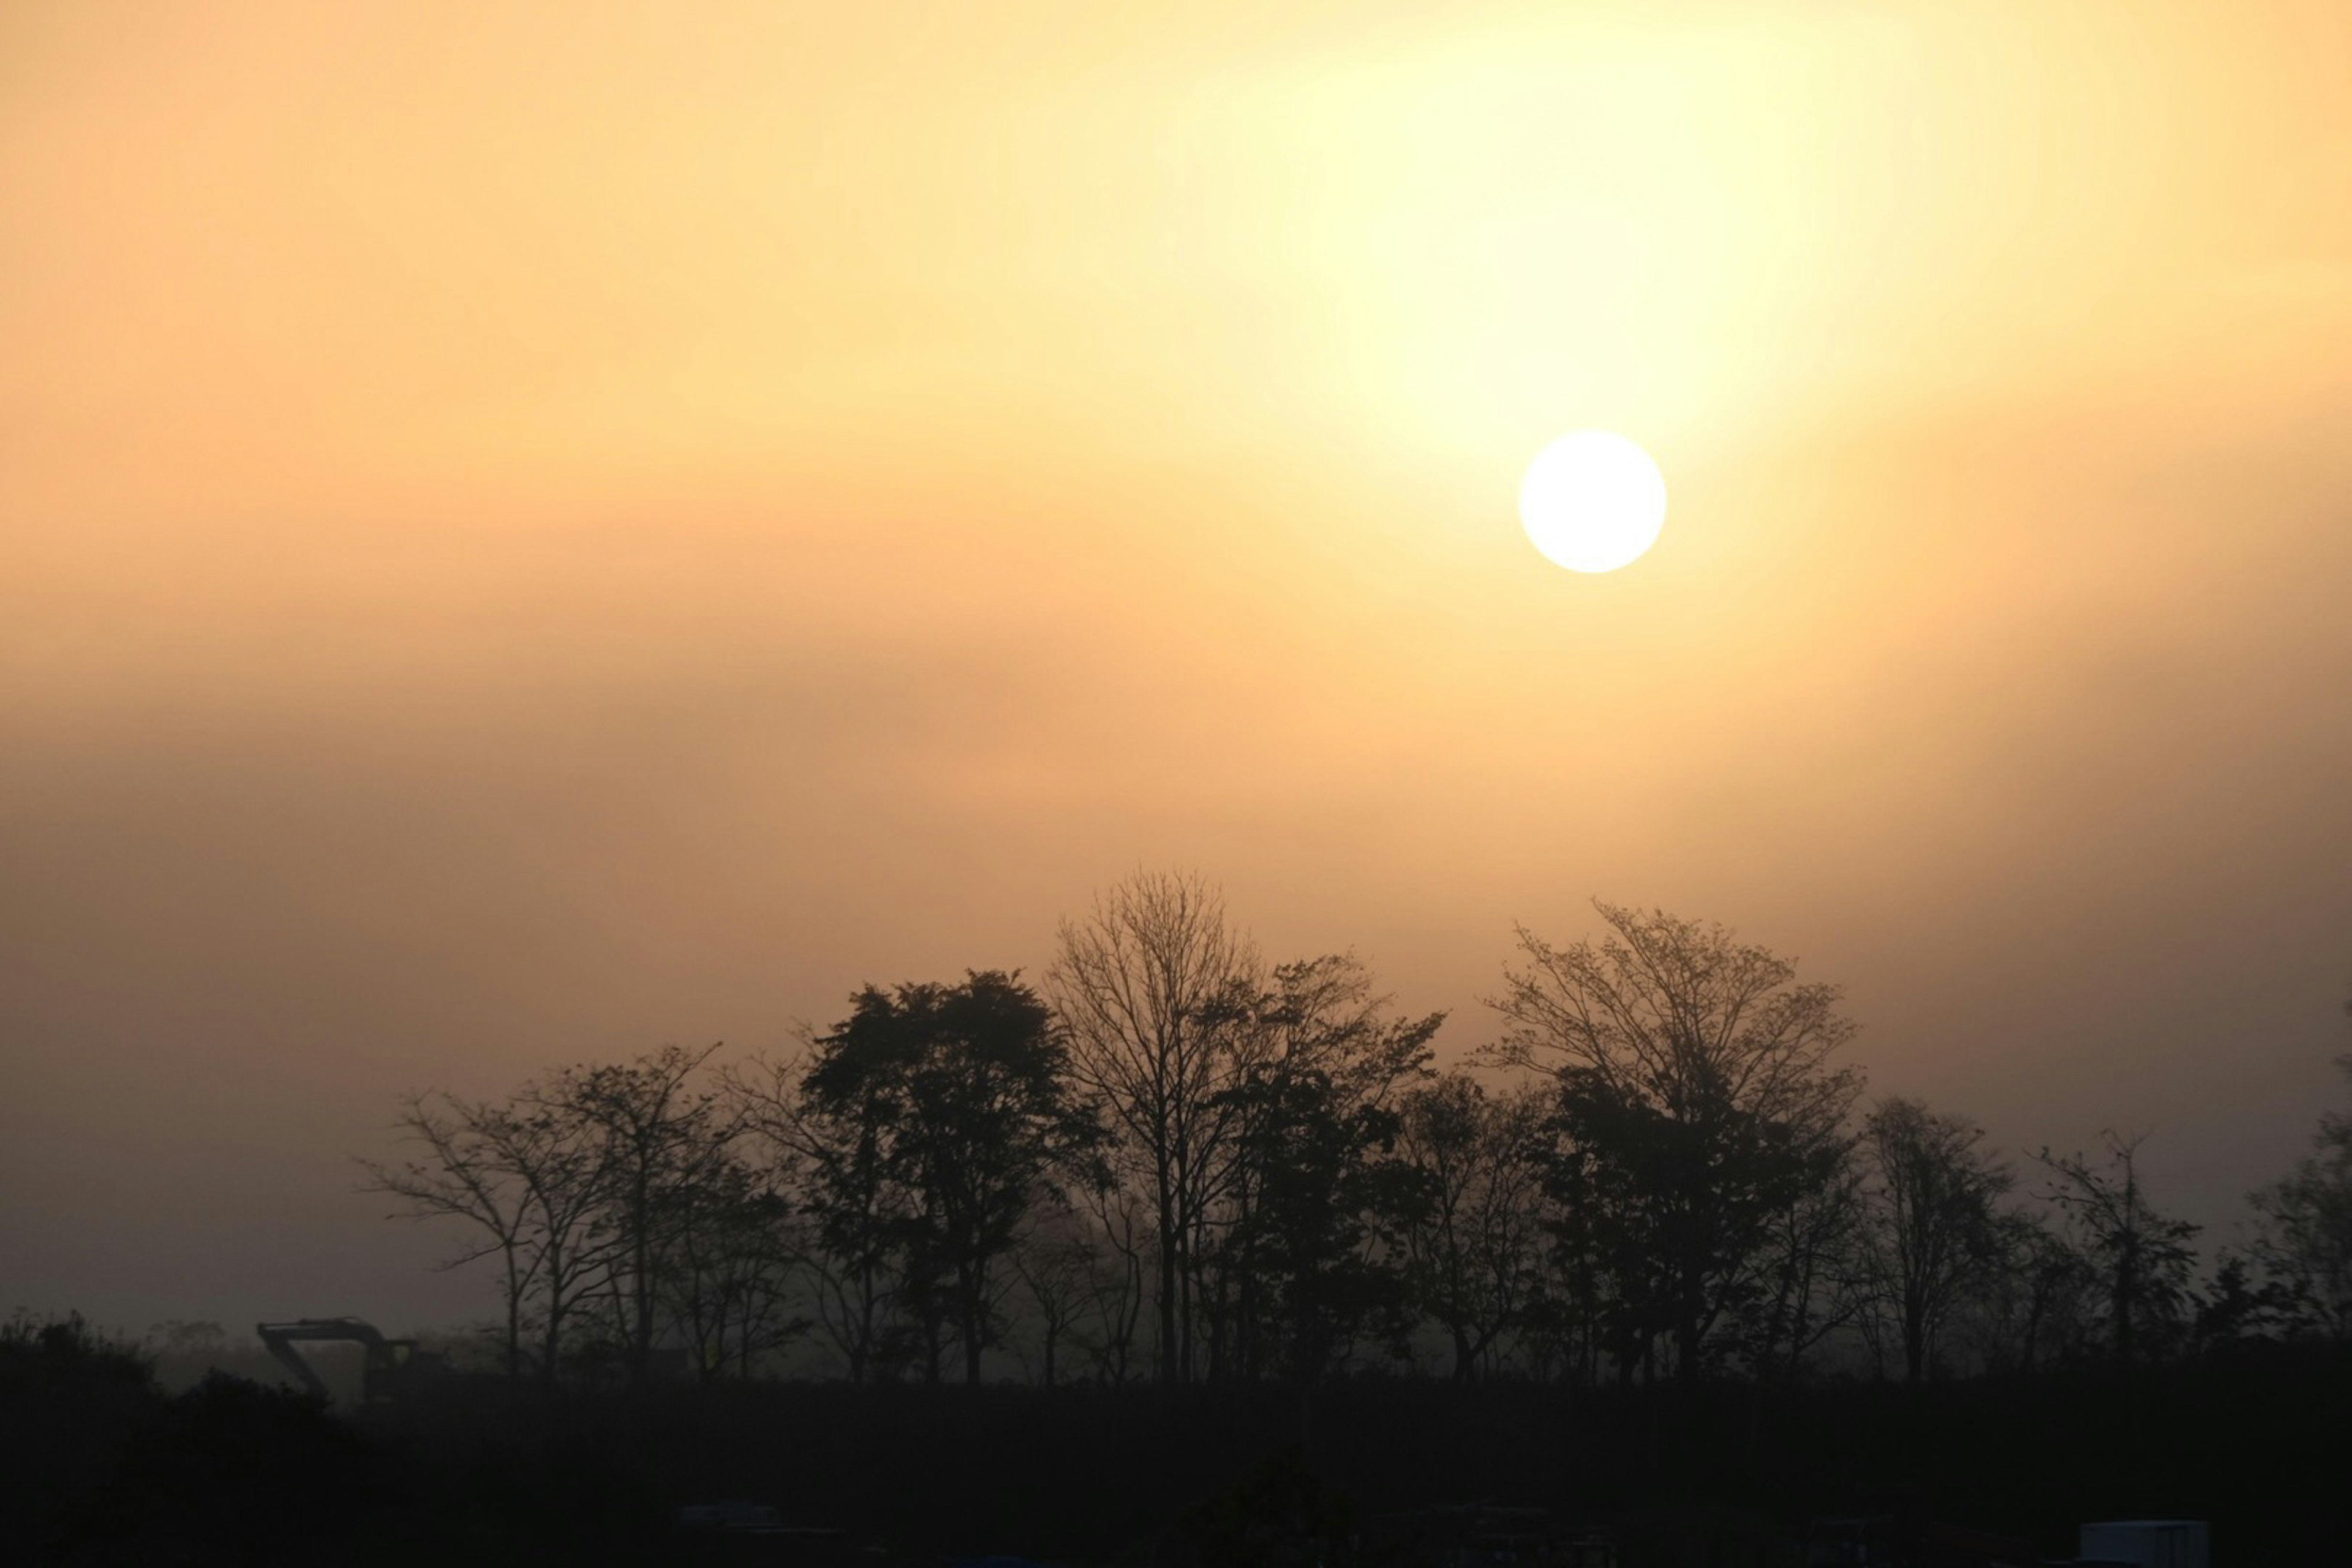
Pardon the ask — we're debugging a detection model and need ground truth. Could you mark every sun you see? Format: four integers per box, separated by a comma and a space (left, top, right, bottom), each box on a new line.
1518, 431, 1668, 573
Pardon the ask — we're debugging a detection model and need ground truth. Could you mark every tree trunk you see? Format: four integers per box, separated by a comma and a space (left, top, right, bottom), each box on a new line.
543, 1294, 564, 1387
631, 1171, 655, 1381
2114, 1227, 2138, 1363
1156, 1186, 1180, 1384
503, 1240, 523, 1381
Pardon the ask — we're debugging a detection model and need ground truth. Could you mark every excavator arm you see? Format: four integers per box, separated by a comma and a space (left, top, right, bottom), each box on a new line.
253, 1317, 398, 1404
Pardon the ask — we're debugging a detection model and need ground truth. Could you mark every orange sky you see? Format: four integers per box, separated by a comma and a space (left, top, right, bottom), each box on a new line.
5, 0, 2350, 1330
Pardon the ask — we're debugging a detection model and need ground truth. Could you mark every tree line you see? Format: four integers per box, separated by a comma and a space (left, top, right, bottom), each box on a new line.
362, 873, 2352, 1388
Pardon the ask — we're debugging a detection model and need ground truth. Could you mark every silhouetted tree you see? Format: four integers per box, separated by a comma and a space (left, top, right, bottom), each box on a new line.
2034, 1131, 2200, 1364
656, 1152, 807, 1378
538, 1042, 735, 1381
1491, 903, 1864, 1380
2248, 1045, 2352, 1339
1859, 1096, 2012, 1381
353, 894, 2347, 1403
734, 1042, 911, 1383
1530, 1088, 1662, 1383
1221, 1067, 1414, 1381
1074, 1178, 1154, 1382
1196, 955, 1439, 1382
776, 972, 1103, 1384
363, 1088, 606, 1383
911, 971, 1102, 1382
2192, 1251, 2291, 1349
1741, 1139, 1866, 1381
360, 1093, 540, 1379
492, 1099, 613, 1382
1956, 1207, 2100, 1373
1010, 1196, 1101, 1385
1396, 1073, 1550, 1380
1050, 871, 1259, 1382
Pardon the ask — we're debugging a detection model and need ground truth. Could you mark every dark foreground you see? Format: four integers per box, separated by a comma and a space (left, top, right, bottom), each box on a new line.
5, 1331, 2346, 1566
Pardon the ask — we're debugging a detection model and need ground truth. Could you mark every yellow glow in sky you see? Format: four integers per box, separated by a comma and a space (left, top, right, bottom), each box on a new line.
3, 0, 2351, 1329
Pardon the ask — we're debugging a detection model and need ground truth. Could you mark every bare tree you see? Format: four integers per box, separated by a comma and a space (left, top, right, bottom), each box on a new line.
536, 1043, 734, 1382
1490, 902, 1863, 1379
361, 1090, 609, 1383
2034, 1131, 2199, 1364
1009, 1196, 1100, 1386
731, 1049, 908, 1384
1397, 1073, 1550, 1381
657, 1153, 807, 1379
483, 1099, 612, 1383
1947, 1207, 2097, 1374
1049, 871, 1259, 1383
1074, 1178, 1153, 1383
360, 1093, 539, 1379
1860, 1097, 2012, 1381
1744, 1145, 1868, 1381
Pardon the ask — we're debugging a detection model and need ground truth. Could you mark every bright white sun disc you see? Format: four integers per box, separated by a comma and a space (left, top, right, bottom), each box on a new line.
1518, 431, 1667, 573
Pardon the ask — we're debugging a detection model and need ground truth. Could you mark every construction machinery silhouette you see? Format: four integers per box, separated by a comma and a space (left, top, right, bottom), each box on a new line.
254, 1317, 442, 1405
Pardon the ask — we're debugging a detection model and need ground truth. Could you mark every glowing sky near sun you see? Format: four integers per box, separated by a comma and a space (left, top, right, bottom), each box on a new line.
3, 0, 2351, 1330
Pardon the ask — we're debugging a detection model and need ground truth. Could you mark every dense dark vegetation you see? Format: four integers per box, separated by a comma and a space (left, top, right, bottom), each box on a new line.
7, 1311, 2351, 1564
14, 875, 2349, 1562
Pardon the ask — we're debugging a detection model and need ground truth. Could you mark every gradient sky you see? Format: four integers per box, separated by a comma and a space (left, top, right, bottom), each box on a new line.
6, 0, 2350, 1334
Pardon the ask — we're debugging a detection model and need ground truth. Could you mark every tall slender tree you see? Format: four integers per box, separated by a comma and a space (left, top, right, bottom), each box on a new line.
362, 1088, 609, 1384
476, 1096, 611, 1384
360, 1093, 540, 1380
1861, 1096, 2011, 1381
2035, 1131, 2199, 1364
537, 1043, 734, 1381
1050, 872, 1258, 1383
734, 1049, 910, 1385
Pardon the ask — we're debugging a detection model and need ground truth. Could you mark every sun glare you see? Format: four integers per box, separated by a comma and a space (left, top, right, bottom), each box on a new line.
1518, 431, 1668, 574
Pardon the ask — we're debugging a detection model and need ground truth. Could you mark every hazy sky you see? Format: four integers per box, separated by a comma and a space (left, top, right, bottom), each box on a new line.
6, 0, 2350, 1334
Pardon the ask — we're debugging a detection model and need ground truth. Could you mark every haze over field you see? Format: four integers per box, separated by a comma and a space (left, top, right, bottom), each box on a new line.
4, 0, 2350, 1334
